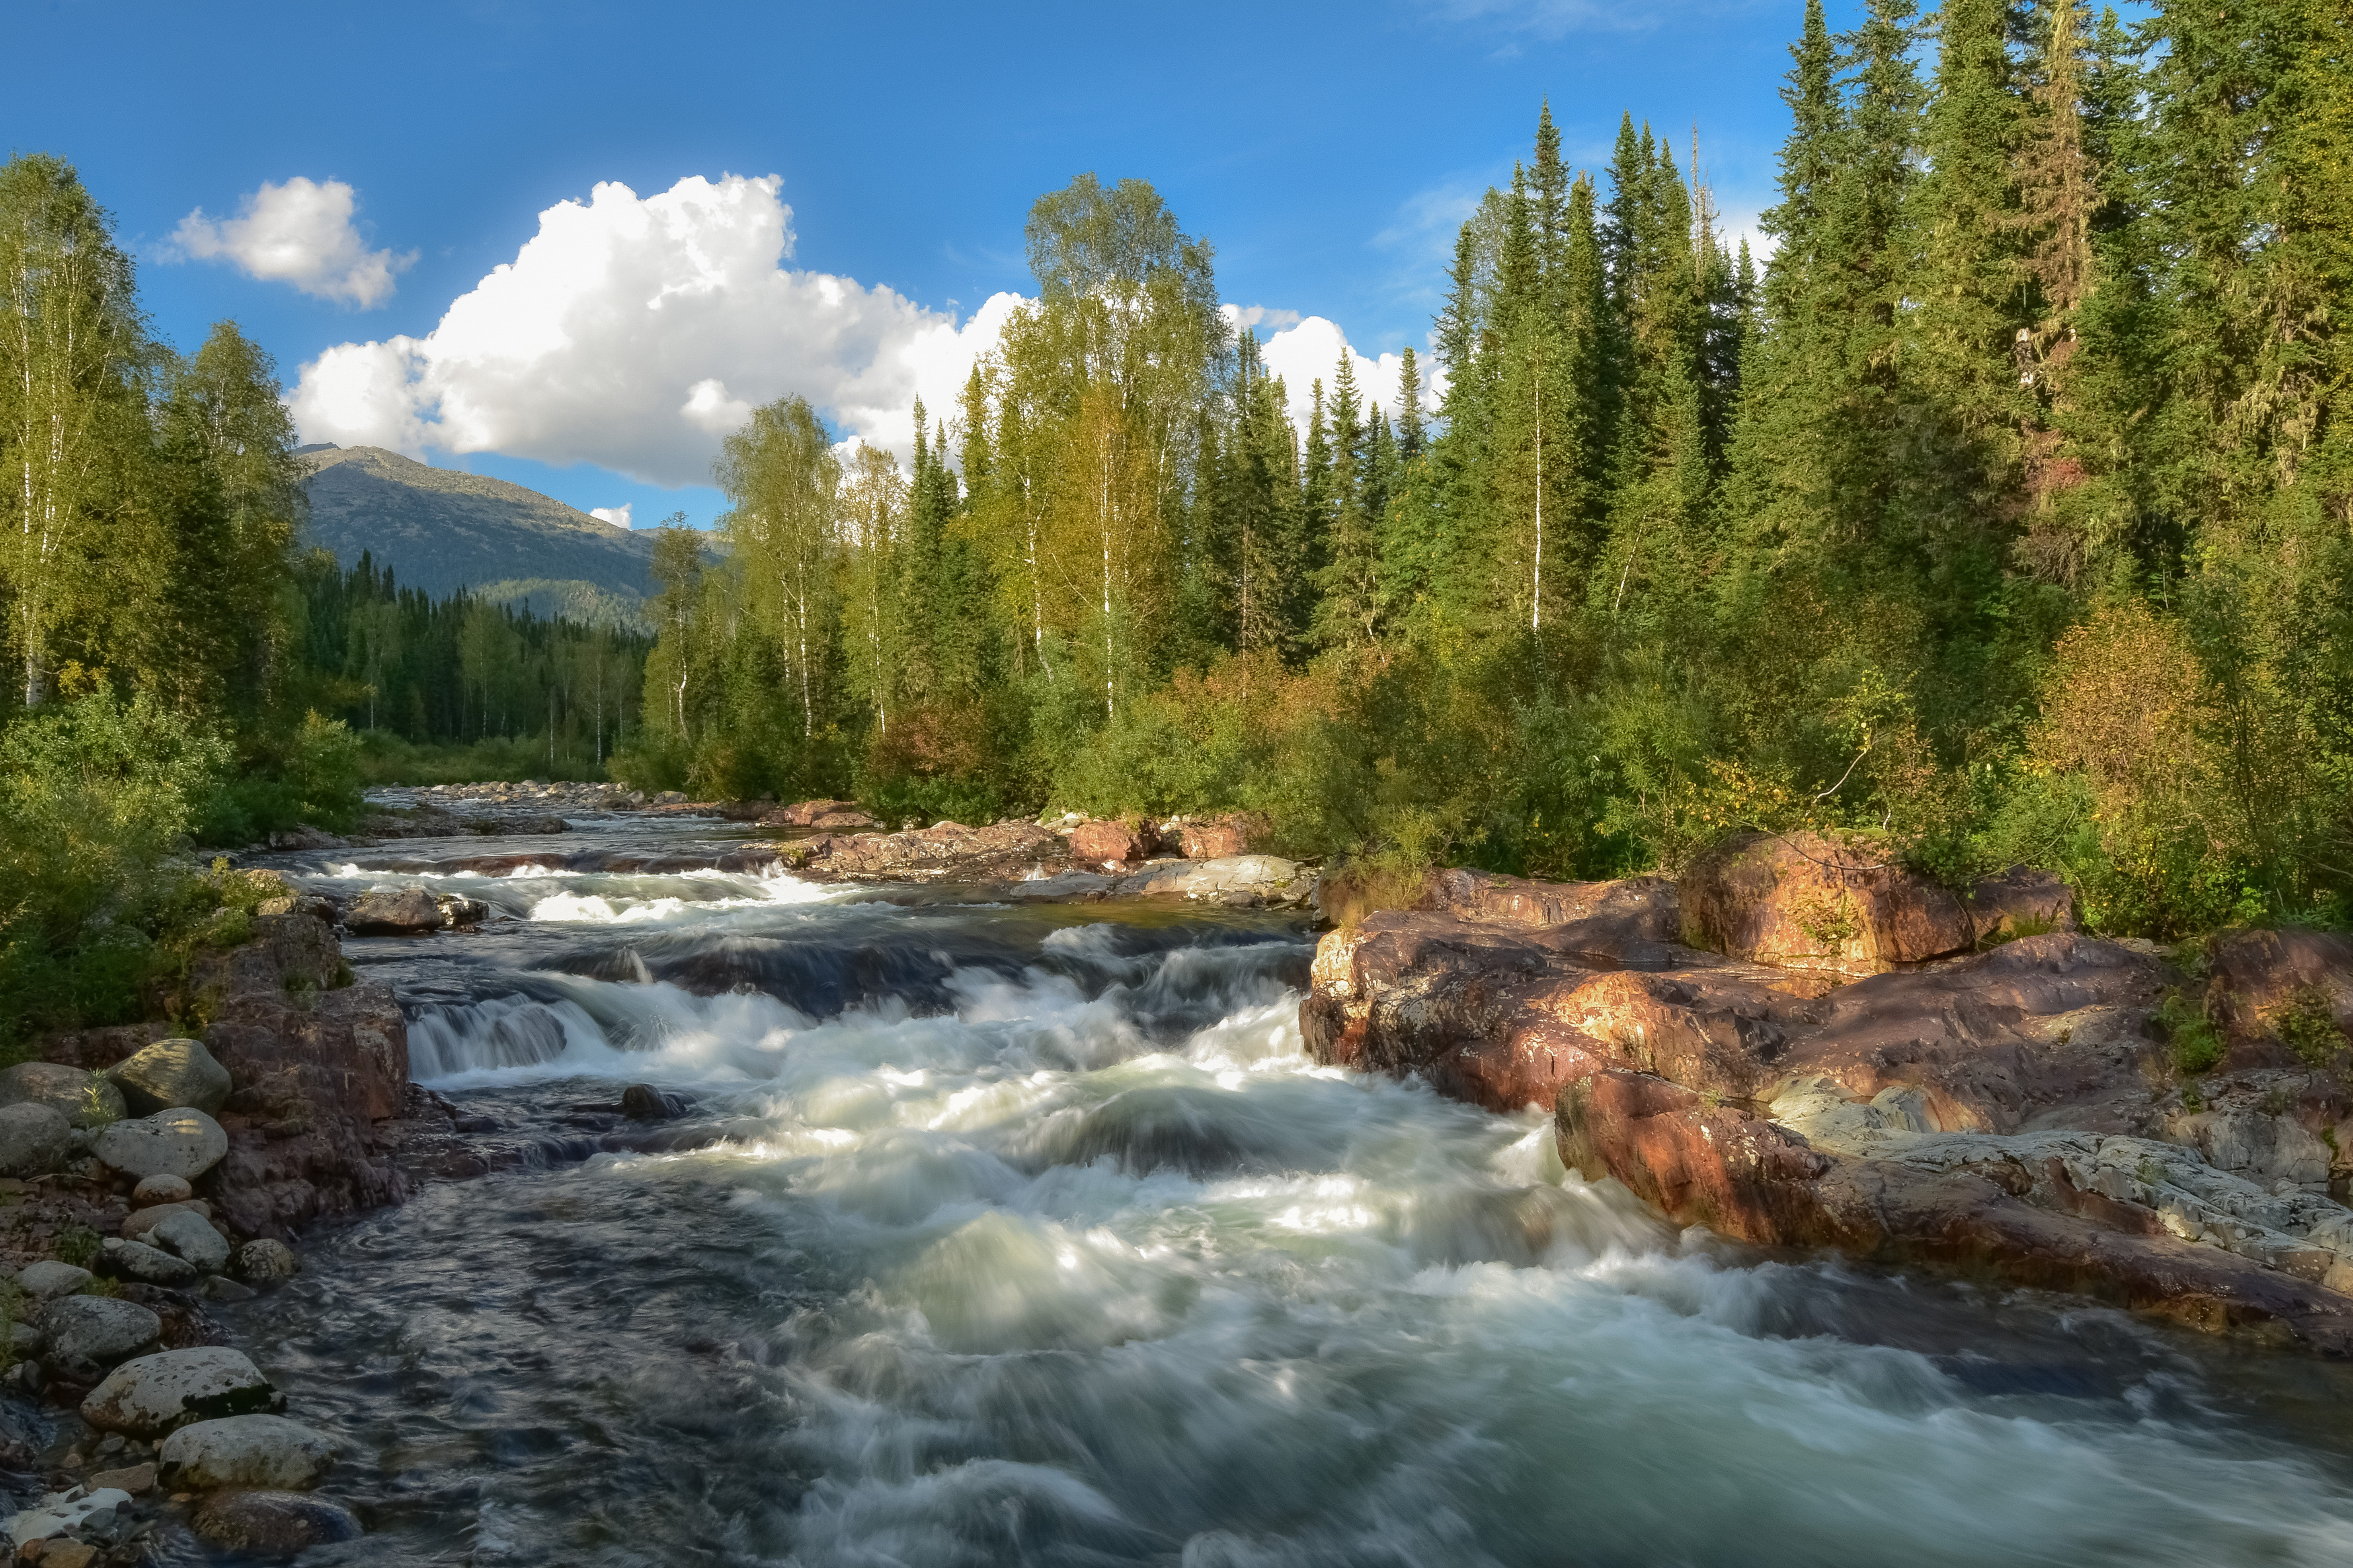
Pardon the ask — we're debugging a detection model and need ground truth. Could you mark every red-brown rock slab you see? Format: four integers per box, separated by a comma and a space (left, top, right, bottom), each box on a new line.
1069, 820, 1145, 866
1176, 813, 1271, 860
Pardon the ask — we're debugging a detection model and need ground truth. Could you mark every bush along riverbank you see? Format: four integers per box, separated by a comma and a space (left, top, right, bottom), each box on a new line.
0, 870, 415, 1561
1305, 833, 2353, 1354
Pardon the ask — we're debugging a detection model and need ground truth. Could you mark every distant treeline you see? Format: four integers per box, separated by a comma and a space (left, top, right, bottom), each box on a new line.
300, 553, 650, 770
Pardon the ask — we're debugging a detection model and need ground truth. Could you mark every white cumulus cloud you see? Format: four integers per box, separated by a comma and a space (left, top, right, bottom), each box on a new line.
173, 177, 414, 308
288, 174, 1023, 486
1256, 316, 1445, 436
589, 504, 632, 528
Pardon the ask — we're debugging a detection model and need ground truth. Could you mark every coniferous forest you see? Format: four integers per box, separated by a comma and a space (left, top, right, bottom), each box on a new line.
625, 0, 2352, 940
2, 0, 2348, 1049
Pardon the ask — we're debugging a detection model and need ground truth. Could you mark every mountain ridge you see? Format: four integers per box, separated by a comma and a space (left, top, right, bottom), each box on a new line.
297, 446, 660, 622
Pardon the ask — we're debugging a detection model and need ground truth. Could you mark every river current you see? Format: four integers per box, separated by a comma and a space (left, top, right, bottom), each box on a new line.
209, 809, 2353, 1567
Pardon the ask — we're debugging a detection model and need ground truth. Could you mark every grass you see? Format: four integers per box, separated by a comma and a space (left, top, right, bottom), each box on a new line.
2159, 991, 2227, 1077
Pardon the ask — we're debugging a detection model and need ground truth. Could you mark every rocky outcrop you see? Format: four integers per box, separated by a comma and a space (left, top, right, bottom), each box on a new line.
1170, 812, 1271, 860
1304, 854, 2353, 1352
1681, 832, 2075, 979
759, 798, 878, 830
1070, 819, 1147, 866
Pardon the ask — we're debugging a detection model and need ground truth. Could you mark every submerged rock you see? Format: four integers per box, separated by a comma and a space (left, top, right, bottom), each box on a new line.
161, 1413, 339, 1490
81, 1346, 284, 1437
108, 1036, 232, 1116
192, 1488, 363, 1552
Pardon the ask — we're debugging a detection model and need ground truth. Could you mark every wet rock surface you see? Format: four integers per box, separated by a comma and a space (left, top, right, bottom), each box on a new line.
1306, 861, 2353, 1351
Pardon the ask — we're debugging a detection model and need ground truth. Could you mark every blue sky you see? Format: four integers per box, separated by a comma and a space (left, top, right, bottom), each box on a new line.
9, 0, 1831, 529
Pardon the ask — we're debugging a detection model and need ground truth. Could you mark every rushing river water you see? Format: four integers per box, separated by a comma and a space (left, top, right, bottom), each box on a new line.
203, 809, 2353, 1567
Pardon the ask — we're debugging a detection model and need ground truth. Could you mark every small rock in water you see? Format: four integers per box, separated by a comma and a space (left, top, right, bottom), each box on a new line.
38, 1541, 99, 1568
148, 1208, 231, 1274
40, 1296, 161, 1374
342, 885, 442, 936
5, 1485, 134, 1551
0, 1102, 73, 1178
108, 1037, 233, 1117
200, 1275, 257, 1303
85, 1460, 156, 1495
96, 1237, 196, 1286
192, 1489, 363, 1552
92, 1108, 229, 1182
620, 1083, 682, 1121
0, 1062, 128, 1129
234, 1239, 301, 1286
132, 1173, 193, 1206
81, 1346, 284, 1438
161, 1413, 339, 1490
16, 1260, 94, 1300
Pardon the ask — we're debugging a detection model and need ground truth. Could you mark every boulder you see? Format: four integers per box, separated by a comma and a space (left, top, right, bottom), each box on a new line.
38, 1296, 161, 1375
16, 1261, 92, 1301
80, 1346, 284, 1437
761, 798, 877, 829
1960, 866, 2078, 945
160, 1414, 339, 1490
1680, 831, 1975, 979
1177, 812, 1272, 860
149, 1208, 232, 1274
192, 1489, 363, 1553
96, 1237, 197, 1286
0, 1102, 71, 1178
234, 1239, 301, 1286
1068, 820, 1145, 866
107, 1036, 232, 1116
122, 1199, 212, 1239
2202, 927, 2353, 1067
92, 1107, 228, 1181
1114, 855, 1318, 907
0, 1062, 127, 1128
342, 885, 442, 936
132, 1173, 193, 1206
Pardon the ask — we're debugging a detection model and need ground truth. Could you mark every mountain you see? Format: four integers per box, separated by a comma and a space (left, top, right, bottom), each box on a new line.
296, 446, 660, 622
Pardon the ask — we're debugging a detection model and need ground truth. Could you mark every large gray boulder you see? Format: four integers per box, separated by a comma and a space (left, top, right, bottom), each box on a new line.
0, 1062, 127, 1128
108, 1037, 231, 1117
81, 1346, 283, 1437
97, 1237, 198, 1286
0, 1102, 71, 1178
159, 1414, 338, 1490
149, 1208, 231, 1274
40, 1296, 160, 1375
343, 885, 441, 935
192, 1489, 362, 1552
92, 1107, 228, 1181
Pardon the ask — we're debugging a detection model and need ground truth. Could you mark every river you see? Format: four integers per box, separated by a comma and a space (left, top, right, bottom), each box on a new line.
213, 807, 2353, 1566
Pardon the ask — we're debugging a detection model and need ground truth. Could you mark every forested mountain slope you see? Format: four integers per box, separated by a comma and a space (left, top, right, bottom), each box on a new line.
298, 445, 657, 610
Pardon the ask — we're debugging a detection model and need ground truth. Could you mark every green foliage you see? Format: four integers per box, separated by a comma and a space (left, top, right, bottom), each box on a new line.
2274, 987, 2347, 1070
52, 1227, 100, 1268
2159, 993, 2227, 1076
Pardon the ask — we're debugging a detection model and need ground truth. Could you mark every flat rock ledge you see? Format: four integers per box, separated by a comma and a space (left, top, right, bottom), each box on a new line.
1304, 863, 2353, 1354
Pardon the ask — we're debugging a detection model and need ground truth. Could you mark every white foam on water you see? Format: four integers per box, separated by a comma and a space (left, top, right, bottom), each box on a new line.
394, 908, 2353, 1563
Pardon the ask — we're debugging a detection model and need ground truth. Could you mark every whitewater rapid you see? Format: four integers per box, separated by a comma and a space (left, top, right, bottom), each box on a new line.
231, 825, 2353, 1566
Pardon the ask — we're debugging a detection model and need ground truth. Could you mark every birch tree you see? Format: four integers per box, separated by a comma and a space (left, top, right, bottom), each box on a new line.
716, 397, 840, 741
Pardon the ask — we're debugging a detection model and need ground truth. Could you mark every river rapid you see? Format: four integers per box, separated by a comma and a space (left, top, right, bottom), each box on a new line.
212, 809, 2353, 1567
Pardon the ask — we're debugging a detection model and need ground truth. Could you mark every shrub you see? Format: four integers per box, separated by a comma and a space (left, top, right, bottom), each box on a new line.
2274, 987, 2347, 1069
2159, 993, 2227, 1076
